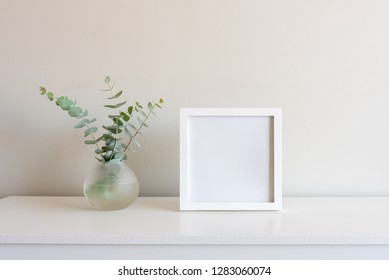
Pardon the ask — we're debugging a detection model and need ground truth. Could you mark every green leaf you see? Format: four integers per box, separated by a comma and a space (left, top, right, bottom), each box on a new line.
82, 109, 88, 117
84, 140, 96, 145
124, 127, 133, 138
133, 138, 141, 147
88, 118, 96, 124
113, 118, 123, 126
137, 116, 147, 127
108, 114, 121, 119
159, 98, 164, 104
74, 119, 87, 129
47, 92, 54, 101
127, 123, 138, 131
105, 76, 111, 84
120, 112, 130, 122
102, 125, 122, 134
108, 91, 122, 99
68, 106, 82, 117
128, 106, 134, 115
135, 102, 143, 108
147, 102, 153, 111
138, 109, 147, 118
103, 133, 114, 140
114, 141, 122, 152
127, 147, 136, 153
55, 96, 64, 106
95, 157, 104, 162
102, 145, 114, 151
95, 148, 103, 154
104, 101, 127, 109
114, 151, 126, 160
154, 103, 162, 109
103, 151, 113, 161
84, 127, 98, 136
59, 98, 73, 110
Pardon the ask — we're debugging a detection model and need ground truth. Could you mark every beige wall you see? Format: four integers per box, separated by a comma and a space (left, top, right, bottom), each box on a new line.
1, 0, 389, 198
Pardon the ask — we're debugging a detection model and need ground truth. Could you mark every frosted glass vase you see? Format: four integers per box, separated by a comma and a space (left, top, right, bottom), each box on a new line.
83, 161, 139, 211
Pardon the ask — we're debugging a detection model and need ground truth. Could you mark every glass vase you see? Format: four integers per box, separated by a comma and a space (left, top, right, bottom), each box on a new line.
83, 161, 139, 211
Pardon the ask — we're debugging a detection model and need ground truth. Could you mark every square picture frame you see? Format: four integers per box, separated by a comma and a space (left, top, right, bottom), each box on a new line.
180, 108, 282, 210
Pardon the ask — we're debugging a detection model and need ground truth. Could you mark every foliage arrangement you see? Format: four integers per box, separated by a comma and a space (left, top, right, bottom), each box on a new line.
40, 77, 164, 163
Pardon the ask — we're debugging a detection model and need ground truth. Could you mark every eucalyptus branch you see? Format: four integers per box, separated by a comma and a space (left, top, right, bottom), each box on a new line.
80, 115, 101, 152
39, 77, 164, 163
123, 103, 157, 153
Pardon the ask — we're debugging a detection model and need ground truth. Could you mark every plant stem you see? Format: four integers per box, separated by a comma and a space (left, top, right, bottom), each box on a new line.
123, 104, 156, 153
80, 115, 104, 161
106, 83, 119, 162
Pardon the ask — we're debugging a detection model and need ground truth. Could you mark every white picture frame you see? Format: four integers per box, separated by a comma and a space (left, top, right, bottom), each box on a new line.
180, 108, 282, 210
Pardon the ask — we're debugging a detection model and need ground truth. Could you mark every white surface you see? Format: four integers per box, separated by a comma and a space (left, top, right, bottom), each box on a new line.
1, 196, 389, 245
180, 108, 282, 210
2, 1, 389, 199
2, 196, 389, 259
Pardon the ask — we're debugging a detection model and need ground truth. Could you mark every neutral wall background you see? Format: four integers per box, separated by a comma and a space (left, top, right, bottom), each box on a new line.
1, 0, 389, 198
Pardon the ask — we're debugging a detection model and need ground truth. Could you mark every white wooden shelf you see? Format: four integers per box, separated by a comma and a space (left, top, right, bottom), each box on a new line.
1, 196, 389, 259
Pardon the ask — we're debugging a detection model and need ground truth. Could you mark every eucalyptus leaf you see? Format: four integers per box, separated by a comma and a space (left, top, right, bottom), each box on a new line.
114, 151, 126, 160
120, 112, 130, 121
127, 123, 138, 131
88, 118, 96, 124
104, 101, 127, 109
59, 98, 73, 110
47, 92, 54, 101
124, 127, 133, 138
108, 91, 122, 99
95, 157, 104, 162
137, 116, 147, 127
74, 119, 87, 129
102, 145, 114, 151
133, 138, 141, 147
113, 117, 123, 126
84, 140, 96, 145
55, 96, 64, 106
138, 110, 147, 118
103, 125, 122, 134
128, 106, 133, 115
84, 127, 98, 136
68, 106, 82, 117
102, 133, 114, 140
103, 151, 113, 161
147, 102, 153, 111
113, 141, 122, 152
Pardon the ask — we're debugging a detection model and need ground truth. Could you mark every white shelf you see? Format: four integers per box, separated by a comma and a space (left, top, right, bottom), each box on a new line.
1, 196, 389, 259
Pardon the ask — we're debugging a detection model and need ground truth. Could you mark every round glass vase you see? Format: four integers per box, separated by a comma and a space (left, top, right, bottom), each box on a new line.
83, 161, 139, 211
